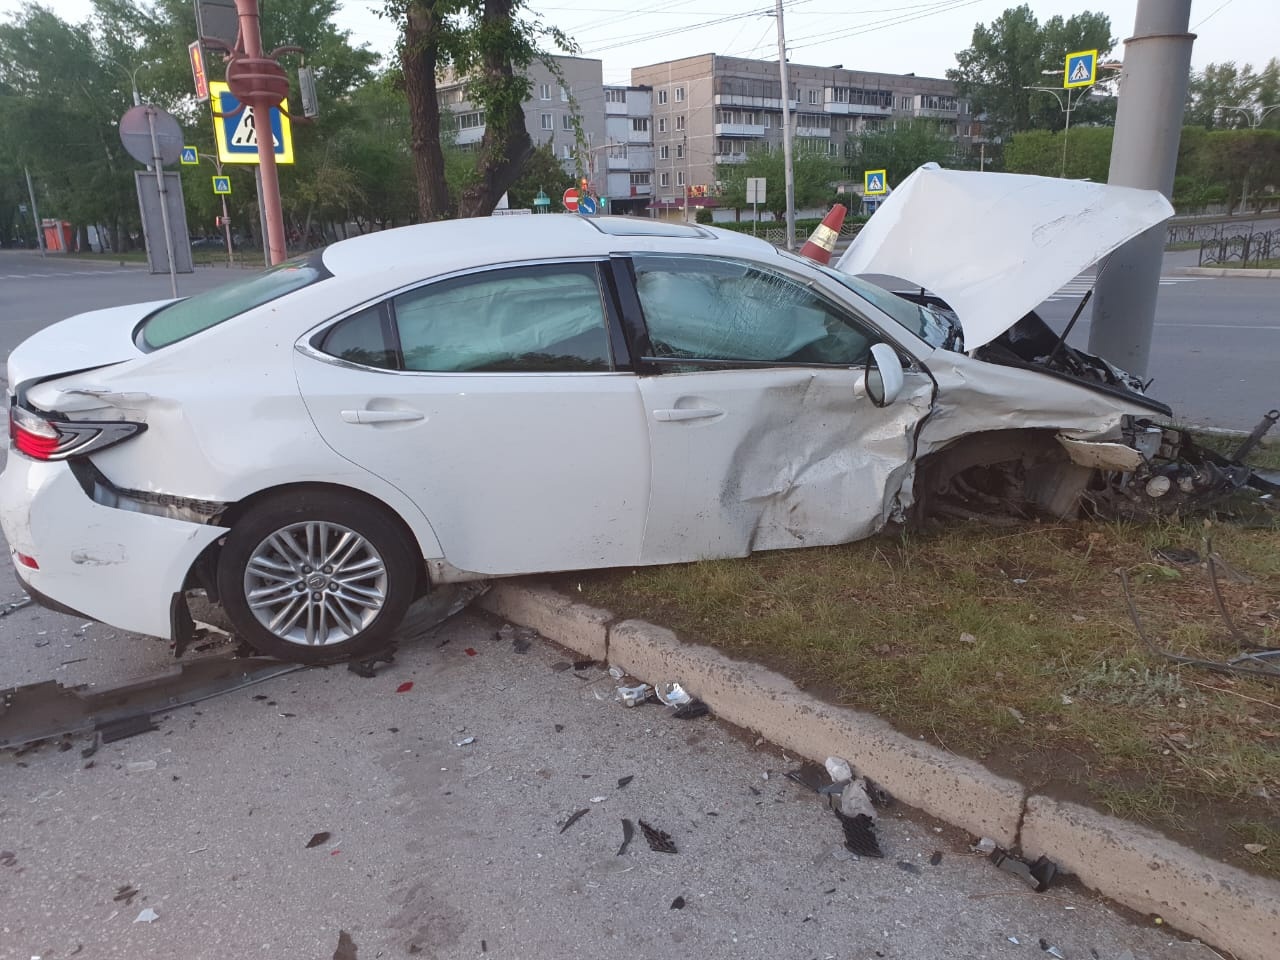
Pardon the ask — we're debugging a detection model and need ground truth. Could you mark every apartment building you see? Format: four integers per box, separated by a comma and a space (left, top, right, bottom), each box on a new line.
599, 85, 653, 214
632, 54, 977, 212
437, 55, 607, 170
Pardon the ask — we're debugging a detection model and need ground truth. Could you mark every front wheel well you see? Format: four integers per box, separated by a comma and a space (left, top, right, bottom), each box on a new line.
187, 482, 430, 602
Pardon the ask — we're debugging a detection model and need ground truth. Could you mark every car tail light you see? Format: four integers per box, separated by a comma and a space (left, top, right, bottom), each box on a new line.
15, 551, 39, 569
9, 405, 146, 462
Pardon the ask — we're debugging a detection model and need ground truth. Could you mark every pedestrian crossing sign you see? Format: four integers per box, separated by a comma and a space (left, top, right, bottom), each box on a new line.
864, 169, 887, 196
180, 146, 198, 165
212, 175, 231, 195
209, 80, 294, 165
1064, 49, 1097, 88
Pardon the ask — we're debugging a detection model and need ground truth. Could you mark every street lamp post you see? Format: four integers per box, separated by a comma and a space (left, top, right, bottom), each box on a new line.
1026, 62, 1121, 178
106, 58, 152, 107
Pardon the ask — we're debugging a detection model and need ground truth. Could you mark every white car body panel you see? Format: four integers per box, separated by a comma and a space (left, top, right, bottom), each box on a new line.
637, 366, 933, 563
7, 300, 161, 389
837, 165, 1175, 349
0, 459, 226, 638
294, 357, 651, 576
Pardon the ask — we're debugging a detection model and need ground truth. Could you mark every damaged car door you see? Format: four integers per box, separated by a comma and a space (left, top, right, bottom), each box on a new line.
621, 254, 935, 564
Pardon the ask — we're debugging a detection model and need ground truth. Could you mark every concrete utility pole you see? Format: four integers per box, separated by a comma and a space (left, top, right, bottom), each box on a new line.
774, 0, 796, 251
24, 166, 45, 257
1087, 0, 1195, 377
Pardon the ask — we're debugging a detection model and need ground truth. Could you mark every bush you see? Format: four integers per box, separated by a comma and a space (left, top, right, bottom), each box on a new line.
695, 207, 713, 224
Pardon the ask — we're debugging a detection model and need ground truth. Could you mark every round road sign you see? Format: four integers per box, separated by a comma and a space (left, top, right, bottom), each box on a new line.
579, 195, 596, 215
119, 104, 185, 167
562, 187, 579, 212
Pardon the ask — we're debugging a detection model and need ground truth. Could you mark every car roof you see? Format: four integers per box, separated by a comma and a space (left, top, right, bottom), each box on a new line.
321, 215, 778, 281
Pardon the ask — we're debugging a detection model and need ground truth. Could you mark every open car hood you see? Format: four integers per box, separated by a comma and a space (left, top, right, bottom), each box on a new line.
835, 164, 1175, 349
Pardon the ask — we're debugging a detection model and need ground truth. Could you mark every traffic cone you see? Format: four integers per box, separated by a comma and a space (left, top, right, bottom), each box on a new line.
798, 204, 847, 265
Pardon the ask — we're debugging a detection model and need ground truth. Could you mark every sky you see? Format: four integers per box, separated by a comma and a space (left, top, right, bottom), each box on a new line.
1, 0, 1275, 86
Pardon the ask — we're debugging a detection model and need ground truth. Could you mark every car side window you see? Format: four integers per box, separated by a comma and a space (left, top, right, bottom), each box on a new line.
318, 304, 398, 369
393, 263, 612, 372
631, 255, 874, 367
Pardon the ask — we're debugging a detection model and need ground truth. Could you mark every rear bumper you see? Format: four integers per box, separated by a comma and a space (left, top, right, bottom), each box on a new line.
0, 454, 227, 639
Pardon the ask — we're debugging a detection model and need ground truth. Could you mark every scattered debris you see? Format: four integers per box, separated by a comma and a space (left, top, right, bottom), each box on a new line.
1244, 843, 1269, 855
864, 778, 894, 808
453, 736, 475, 747
1007, 707, 1026, 725
617, 775, 634, 789
639, 819, 678, 854
560, 808, 590, 834
347, 648, 395, 677
615, 684, 652, 708
617, 819, 635, 856
553, 723, 564, 733
0, 596, 33, 618
113, 884, 139, 904
126, 760, 157, 773
495, 623, 538, 654
590, 796, 608, 803
786, 762, 829, 793
1008, 937, 1021, 945
972, 837, 997, 856
551, 662, 573, 673
990, 848, 1058, 892
608, 665, 626, 680
306, 831, 331, 849
333, 929, 358, 960
959, 632, 977, 644
654, 682, 693, 706
929, 851, 943, 866
670, 896, 686, 910
464, 648, 478, 657
824, 757, 853, 784
896, 861, 922, 875
395, 681, 414, 693
836, 810, 883, 858
133, 908, 159, 924
1039, 939, 1066, 959
672, 699, 710, 720
573, 659, 596, 671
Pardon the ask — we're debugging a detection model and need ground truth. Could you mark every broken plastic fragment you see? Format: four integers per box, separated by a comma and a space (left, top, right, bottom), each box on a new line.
1152, 546, 1199, 566
824, 757, 853, 783
305, 831, 331, 849
785, 762, 829, 793
670, 896, 686, 910
615, 684, 652, 707
559, 808, 590, 834
464, 648, 477, 657
973, 837, 997, 855
639, 819, 677, 853
672, 699, 709, 720
617, 775, 634, 789
618, 818, 635, 856
896, 861, 922, 875
590, 796, 608, 803
395, 681, 414, 693
453, 736, 476, 747
835, 809, 883, 858
1244, 843, 1269, 855
608, 665, 626, 680
654, 682, 693, 706
572, 659, 595, 671
133, 908, 158, 924
990, 849, 1058, 892
113, 885, 139, 904
126, 760, 156, 773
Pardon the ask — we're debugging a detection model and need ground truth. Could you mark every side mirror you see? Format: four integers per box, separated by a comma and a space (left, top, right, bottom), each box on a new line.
865, 342, 904, 407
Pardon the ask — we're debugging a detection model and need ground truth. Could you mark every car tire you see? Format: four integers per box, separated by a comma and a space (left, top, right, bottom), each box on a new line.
217, 491, 418, 663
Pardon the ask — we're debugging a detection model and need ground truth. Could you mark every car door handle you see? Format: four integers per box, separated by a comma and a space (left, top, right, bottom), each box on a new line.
340, 409, 425, 425
653, 407, 724, 422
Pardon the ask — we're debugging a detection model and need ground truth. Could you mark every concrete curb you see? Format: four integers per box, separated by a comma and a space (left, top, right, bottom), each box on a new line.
480, 582, 1280, 960
1177, 266, 1280, 278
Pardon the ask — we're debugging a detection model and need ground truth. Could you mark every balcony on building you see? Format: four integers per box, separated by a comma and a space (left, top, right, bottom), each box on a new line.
795, 124, 830, 137
455, 125, 485, 145
714, 122, 766, 137
714, 152, 749, 164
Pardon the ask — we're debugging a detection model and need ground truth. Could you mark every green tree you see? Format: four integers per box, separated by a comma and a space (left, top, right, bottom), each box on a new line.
848, 119, 957, 186
717, 146, 839, 221
1187, 59, 1280, 130
390, 0, 574, 220
505, 141, 572, 210
1004, 126, 1113, 181
948, 5, 1115, 139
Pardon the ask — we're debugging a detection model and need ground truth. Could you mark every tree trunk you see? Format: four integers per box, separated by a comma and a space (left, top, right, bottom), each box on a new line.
456, 0, 535, 218
402, 1, 453, 221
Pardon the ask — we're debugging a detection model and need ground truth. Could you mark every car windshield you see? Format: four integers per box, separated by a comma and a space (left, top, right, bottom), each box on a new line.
136, 255, 327, 350
786, 254, 956, 350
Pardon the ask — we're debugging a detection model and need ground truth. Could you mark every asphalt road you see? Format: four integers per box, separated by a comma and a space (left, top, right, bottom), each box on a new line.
1, 595, 1195, 960
1034, 250, 1279, 431
0, 248, 1220, 958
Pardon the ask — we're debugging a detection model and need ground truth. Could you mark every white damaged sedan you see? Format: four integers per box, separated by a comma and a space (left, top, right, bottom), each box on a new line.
3, 168, 1225, 663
